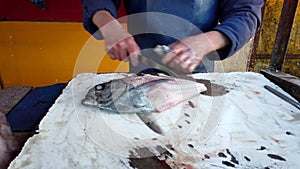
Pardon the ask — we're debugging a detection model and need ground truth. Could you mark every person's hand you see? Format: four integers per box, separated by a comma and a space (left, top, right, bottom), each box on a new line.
161, 31, 230, 73
100, 20, 140, 65
93, 10, 140, 66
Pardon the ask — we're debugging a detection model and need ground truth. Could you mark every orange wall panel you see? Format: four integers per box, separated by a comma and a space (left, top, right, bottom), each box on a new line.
0, 21, 129, 87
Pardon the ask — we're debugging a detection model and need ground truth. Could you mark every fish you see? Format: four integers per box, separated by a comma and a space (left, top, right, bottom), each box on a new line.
81, 74, 207, 114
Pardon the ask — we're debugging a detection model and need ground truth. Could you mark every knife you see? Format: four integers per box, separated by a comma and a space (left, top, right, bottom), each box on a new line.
138, 45, 195, 82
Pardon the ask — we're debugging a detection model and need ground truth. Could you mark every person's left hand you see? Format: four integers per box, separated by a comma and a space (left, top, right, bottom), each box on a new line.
161, 31, 230, 73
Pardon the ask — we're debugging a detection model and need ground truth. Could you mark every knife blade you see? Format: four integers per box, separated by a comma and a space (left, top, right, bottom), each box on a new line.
138, 45, 195, 82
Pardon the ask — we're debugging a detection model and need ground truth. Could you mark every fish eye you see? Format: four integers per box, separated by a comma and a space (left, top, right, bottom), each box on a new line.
95, 84, 103, 91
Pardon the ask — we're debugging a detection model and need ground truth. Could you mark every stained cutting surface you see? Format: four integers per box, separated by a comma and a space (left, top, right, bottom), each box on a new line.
8, 72, 300, 169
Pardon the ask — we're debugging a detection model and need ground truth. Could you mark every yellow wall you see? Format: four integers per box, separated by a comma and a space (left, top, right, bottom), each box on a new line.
254, 0, 300, 77
0, 21, 129, 87
257, 0, 300, 55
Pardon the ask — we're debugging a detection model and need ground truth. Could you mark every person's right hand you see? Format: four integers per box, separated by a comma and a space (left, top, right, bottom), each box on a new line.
93, 10, 140, 66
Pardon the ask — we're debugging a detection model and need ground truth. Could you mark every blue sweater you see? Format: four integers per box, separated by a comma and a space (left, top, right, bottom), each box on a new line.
81, 0, 263, 72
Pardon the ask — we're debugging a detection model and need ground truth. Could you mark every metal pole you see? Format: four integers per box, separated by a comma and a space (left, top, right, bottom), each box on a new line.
269, 0, 299, 71
247, 0, 266, 72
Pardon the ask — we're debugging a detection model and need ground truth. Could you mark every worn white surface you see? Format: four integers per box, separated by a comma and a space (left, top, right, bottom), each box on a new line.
9, 72, 300, 169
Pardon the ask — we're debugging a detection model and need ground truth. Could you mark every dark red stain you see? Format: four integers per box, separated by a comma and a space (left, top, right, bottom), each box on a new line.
188, 101, 196, 108
271, 138, 283, 144
129, 145, 173, 169
218, 152, 227, 158
184, 113, 190, 117
204, 154, 210, 159
187, 144, 194, 148
169, 162, 194, 169
129, 156, 172, 169
244, 156, 251, 162
0, 0, 127, 21
267, 154, 286, 161
222, 161, 235, 168
252, 90, 261, 95
226, 149, 239, 165
286, 131, 295, 136
256, 146, 267, 151
195, 79, 228, 96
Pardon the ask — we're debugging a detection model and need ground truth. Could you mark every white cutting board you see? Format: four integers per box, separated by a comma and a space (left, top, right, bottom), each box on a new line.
9, 72, 300, 168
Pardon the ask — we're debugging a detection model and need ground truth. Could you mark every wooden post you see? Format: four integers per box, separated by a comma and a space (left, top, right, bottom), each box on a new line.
269, 0, 299, 71
247, 0, 266, 72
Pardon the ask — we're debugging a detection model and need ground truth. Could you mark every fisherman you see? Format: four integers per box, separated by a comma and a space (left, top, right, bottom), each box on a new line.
81, 0, 264, 73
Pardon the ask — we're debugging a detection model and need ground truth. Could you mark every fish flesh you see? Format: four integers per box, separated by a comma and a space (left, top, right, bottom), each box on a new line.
81, 74, 206, 114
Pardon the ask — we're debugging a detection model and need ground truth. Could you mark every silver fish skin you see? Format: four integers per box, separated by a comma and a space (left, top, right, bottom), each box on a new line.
82, 74, 207, 114
81, 78, 172, 114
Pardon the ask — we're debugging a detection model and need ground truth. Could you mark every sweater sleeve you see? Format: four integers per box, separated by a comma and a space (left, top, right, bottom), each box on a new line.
213, 0, 264, 60
81, 0, 121, 36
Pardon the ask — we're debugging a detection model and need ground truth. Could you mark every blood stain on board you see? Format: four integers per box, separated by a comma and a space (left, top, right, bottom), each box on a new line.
222, 161, 235, 168
187, 144, 194, 149
271, 137, 283, 144
252, 90, 261, 95
188, 101, 196, 108
129, 156, 172, 169
267, 154, 286, 161
184, 113, 190, 117
196, 79, 228, 96
129, 146, 173, 169
286, 131, 295, 136
256, 146, 266, 151
218, 152, 227, 158
244, 156, 251, 162
170, 162, 194, 169
226, 149, 239, 165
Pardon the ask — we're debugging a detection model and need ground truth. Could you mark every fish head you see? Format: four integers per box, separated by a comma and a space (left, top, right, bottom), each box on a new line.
81, 81, 114, 107
81, 79, 129, 110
